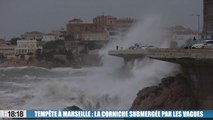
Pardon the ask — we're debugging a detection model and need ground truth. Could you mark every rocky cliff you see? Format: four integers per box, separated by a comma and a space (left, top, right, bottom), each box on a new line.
130, 74, 198, 110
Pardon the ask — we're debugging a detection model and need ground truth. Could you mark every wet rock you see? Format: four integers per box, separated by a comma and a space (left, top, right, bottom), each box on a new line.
63, 105, 82, 110
130, 74, 198, 110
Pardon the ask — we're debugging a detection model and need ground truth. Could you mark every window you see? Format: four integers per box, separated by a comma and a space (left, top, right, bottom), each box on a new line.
208, 7, 213, 15
207, 22, 213, 30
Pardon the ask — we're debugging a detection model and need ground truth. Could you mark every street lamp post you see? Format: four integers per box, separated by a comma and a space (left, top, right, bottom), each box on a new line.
191, 14, 201, 39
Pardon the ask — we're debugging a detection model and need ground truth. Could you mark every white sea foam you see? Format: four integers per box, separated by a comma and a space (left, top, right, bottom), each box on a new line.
1, 15, 180, 110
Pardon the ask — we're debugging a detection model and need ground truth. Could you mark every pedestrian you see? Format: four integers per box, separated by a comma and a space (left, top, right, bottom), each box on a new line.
193, 36, 196, 41
116, 45, 119, 50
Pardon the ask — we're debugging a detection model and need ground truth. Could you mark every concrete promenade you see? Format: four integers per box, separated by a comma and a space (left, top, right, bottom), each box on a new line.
109, 48, 213, 109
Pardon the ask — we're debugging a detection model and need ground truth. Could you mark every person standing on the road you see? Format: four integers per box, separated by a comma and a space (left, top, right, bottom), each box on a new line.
193, 36, 196, 41
116, 45, 119, 50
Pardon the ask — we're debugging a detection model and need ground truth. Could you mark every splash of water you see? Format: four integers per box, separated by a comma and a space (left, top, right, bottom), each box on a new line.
8, 16, 180, 110
99, 15, 180, 109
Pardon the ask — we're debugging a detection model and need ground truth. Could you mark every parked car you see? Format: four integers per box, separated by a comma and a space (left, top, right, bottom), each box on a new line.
203, 40, 213, 49
191, 43, 205, 49
128, 43, 154, 50
191, 40, 213, 49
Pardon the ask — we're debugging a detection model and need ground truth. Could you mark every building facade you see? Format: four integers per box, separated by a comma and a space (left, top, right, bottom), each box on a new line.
67, 18, 105, 40
115, 18, 136, 36
0, 38, 7, 46
203, 0, 213, 38
67, 16, 135, 41
15, 40, 42, 55
66, 15, 135, 55
93, 15, 117, 26
52, 28, 66, 40
21, 31, 44, 40
107, 30, 121, 41
42, 33, 56, 42
80, 32, 108, 41
0, 45, 16, 55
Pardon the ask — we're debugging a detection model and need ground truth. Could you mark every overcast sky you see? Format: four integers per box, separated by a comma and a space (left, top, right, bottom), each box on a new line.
0, 0, 202, 39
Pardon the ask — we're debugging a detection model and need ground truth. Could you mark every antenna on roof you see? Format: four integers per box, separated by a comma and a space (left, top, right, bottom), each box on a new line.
102, 11, 105, 16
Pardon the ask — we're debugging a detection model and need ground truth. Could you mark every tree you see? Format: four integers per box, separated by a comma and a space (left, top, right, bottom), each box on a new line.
10, 37, 21, 45
0, 53, 6, 63
20, 54, 25, 60
66, 50, 74, 62
0, 53, 6, 59
64, 35, 74, 41
36, 49, 43, 61
44, 52, 54, 61
44, 40, 64, 49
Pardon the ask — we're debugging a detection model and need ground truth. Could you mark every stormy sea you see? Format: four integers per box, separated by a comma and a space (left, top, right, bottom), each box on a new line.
0, 61, 178, 110
0, 16, 179, 110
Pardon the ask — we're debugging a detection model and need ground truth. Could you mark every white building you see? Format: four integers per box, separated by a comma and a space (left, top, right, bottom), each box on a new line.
0, 45, 16, 55
15, 40, 42, 55
42, 33, 56, 42
52, 28, 66, 40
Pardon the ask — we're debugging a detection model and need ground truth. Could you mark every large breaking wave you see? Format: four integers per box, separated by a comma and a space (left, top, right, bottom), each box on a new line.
0, 16, 180, 110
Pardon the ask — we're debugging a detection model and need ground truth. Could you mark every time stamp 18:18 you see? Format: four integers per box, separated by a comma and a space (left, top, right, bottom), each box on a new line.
0, 110, 26, 118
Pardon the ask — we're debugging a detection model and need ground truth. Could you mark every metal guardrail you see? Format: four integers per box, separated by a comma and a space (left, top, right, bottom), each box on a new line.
147, 48, 213, 59
108, 48, 213, 59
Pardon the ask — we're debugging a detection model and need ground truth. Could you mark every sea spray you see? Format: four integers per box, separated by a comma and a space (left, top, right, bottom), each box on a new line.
1, 16, 179, 110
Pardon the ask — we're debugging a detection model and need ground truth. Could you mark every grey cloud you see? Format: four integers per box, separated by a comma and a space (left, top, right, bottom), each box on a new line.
0, 0, 202, 39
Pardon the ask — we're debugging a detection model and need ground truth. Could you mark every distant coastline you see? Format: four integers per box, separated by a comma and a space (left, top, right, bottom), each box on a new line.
0, 59, 81, 69
0, 53, 103, 69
